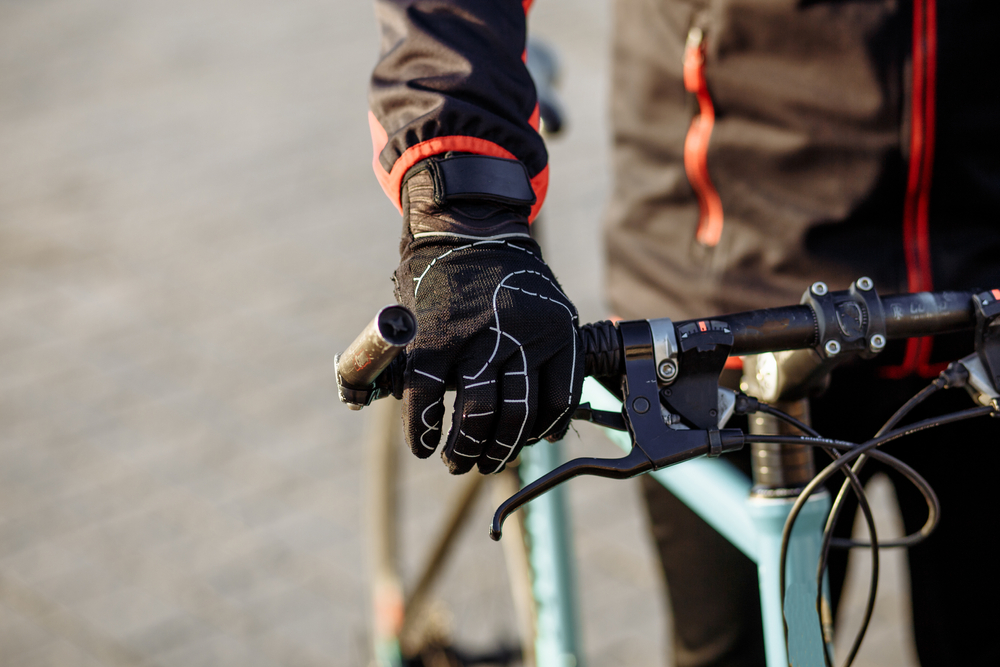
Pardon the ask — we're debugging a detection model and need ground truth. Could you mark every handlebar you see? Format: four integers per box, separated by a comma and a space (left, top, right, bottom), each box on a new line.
337, 287, 983, 406
579, 289, 978, 378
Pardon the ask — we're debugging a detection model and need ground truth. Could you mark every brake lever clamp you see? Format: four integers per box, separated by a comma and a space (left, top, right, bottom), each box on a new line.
659, 318, 734, 429
490, 319, 743, 540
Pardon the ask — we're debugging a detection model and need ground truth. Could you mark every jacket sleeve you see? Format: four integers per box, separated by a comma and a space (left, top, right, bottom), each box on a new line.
369, 0, 548, 220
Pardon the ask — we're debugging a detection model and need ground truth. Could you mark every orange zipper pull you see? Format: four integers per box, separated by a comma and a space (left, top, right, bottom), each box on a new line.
683, 26, 724, 247
683, 27, 705, 93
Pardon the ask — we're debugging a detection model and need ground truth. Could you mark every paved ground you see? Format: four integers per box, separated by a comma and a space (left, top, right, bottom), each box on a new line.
0, 1, 915, 666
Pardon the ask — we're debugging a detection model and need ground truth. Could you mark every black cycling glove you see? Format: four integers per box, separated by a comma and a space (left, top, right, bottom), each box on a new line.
393, 155, 584, 474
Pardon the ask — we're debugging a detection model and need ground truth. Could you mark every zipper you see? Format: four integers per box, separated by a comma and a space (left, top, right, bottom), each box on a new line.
883, 0, 942, 379
683, 26, 724, 247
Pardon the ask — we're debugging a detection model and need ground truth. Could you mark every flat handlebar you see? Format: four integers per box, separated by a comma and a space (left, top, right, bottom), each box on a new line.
336, 289, 981, 406
580, 290, 977, 377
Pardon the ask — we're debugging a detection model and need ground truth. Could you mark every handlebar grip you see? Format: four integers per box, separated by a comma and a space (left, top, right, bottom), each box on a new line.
342, 318, 616, 411
337, 305, 417, 389
581, 320, 622, 377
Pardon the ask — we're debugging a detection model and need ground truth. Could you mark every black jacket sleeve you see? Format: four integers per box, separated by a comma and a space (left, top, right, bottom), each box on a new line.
369, 0, 548, 219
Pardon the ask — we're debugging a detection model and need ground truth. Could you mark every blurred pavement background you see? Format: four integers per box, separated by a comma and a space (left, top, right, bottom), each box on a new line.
0, 1, 915, 666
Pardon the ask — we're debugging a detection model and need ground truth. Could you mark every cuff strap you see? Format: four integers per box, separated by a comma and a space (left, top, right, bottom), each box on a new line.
408, 154, 537, 207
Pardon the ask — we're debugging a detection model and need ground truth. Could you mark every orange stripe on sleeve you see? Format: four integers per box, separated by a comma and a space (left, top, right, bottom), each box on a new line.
368, 111, 393, 204
367, 112, 548, 221
529, 103, 541, 132
529, 165, 548, 222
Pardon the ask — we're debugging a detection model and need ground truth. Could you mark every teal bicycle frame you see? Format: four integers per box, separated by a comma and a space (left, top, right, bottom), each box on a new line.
519, 377, 833, 667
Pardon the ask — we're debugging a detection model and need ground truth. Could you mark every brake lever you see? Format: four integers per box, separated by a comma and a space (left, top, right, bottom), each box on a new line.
490, 319, 744, 540
490, 446, 651, 540
490, 425, 743, 540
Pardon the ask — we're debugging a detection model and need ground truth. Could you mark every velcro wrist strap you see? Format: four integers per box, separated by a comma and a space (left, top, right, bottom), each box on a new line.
415, 155, 537, 207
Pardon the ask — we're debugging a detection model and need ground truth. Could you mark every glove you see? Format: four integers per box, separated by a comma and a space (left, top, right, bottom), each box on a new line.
393, 154, 584, 474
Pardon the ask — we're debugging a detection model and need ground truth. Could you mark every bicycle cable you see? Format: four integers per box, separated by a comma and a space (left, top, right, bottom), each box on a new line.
809, 366, 968, 667
825, 362, 967, 552
748, 403, 992, 667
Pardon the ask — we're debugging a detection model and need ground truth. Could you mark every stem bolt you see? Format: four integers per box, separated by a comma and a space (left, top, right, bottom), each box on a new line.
869, 334, 886, 352
857, 277, 874, 291
825, 340, 841, 356
657, 359, 678, 382
811, 282, 829, 296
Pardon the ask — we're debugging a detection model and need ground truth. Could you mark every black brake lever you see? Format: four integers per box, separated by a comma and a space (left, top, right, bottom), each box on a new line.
490, 446, 651, 539
490, 319, 743, 540
490, 426, 743, 540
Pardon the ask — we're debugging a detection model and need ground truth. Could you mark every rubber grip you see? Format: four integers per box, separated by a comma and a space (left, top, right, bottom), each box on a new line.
338, 305, 417, 388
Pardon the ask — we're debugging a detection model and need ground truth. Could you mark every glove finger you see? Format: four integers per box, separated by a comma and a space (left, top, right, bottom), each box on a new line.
401, 352, 449, 459
441, 366, 500, 474
531, 337, 583, 443
478, 357, 538, 474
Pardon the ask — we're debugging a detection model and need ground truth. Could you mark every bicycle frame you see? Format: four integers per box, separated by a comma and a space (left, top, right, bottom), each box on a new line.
519, 377, 832, 667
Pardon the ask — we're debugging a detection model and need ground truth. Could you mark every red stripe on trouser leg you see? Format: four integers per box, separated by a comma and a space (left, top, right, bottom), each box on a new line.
913, 0, 941, 378
883, 0, 940, 379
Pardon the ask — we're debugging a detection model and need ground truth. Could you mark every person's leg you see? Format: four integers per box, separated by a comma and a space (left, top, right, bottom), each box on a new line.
885, 399, 1000, 667
641, 472, 766, 667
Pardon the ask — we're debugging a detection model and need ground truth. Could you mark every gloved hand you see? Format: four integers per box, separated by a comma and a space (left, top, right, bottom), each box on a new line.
393, 155, 584, 474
